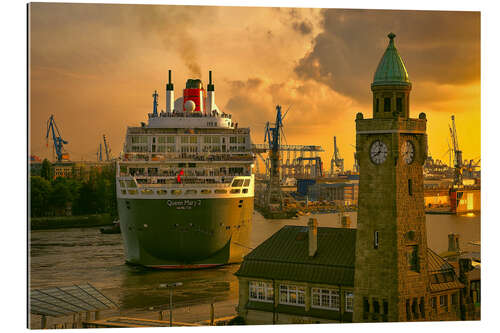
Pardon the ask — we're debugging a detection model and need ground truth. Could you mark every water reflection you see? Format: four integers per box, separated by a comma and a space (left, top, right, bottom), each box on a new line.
30, 211, 480, 311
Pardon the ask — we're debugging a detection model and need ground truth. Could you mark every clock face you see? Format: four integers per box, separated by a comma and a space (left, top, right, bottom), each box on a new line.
401, 140, 415, 164
370, 140, 388, 164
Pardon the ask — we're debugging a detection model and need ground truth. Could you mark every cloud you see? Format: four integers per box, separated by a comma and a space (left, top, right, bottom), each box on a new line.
294, 9, 480, 104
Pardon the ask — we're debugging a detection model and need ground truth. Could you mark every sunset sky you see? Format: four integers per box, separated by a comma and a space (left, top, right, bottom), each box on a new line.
29, 3, 480, 170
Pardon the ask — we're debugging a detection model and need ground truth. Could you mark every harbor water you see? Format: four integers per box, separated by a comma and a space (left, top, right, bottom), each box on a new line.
29, 212, 480, 319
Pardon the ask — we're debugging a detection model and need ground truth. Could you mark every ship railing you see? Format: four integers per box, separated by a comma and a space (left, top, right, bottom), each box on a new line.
120, 152, 254, 162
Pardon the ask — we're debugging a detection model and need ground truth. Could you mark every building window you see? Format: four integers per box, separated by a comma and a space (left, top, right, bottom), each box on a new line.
419, 297, 425, 318
396, 97, 403, 113
407, 245, 419, 272
363, 297, 370, 320
230, 136, 237, 144
374, 231, 379, 249
373, 299, 380, 314
408, 179, 413, 196
345, 292, 354, 312
311, 288, 340, 310
411, 298, 418, 319
439, 295, 448, 308
384, 98, 391, 112
406, 299, 411, 320
451, 293, 458, 305
249, 281, 274, 303
383, 300, 388, 316
279, 285, 305, 306
431, 297, 437, 310
375, 98, 379, 113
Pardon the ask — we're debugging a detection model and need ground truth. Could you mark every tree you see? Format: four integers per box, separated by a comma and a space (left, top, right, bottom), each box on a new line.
30, 176, 51, 217
49, 177, 73, 216
40, 159, 52, 181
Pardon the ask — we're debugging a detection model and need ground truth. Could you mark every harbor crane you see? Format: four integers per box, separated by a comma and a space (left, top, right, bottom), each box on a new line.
263, 105, 288, 208
46, 115, 69, 162
103, 134, 111, 161
330, 136, 344, 175
449, 115, 463, 186
97, 135, 112, 161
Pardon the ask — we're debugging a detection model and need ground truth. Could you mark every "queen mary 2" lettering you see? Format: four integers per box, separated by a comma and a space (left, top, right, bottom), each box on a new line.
167, 199, 202, 209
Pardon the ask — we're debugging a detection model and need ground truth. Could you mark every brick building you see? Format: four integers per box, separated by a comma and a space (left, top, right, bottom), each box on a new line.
235, 219, 465, 324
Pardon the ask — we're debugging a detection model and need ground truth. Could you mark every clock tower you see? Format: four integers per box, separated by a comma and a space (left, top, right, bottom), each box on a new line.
353, 33, 430, 322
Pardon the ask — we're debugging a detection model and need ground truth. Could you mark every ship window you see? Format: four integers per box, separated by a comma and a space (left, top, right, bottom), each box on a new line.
157, 190, 168, 195
128, 190, 137, 195
167, 145, 176, 152
121, 190, 127, 194
215, 189, 227, 194
119, 180, 126, 188
384, 98, 391, 112
243, 179, 250, 187
230, 189, 241, 194
171, 190, 182, 195
230, 136, 237, 144
212, 136, 221, 144
204, 136, 211, 144
242, 189, 248, 194
201, 189, 211, 194
141, 189, 154, 195
238, 136, 246, 144
231, 179, 244, 187
181, 136, 189, 144
185, 189, 197, 195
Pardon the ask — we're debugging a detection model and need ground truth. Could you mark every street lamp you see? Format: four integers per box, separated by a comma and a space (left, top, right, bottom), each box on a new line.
159, 282, 183, 327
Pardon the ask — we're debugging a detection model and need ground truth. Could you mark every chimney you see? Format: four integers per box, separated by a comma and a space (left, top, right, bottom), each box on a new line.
308, 218, 318, 257
448, 233, 460, 253
166, 70, 174, 113
206, 70, 215, 114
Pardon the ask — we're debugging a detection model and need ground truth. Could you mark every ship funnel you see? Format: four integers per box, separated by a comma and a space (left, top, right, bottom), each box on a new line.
166, 69, 174, 113
207, 70, 215, 114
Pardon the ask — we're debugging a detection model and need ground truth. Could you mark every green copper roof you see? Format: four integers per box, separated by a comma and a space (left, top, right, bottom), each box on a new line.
373, 32, 411, 87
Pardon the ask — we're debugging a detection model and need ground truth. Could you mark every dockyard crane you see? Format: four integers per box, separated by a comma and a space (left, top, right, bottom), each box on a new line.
46, 115, 69, 162
103, 134, 111, 161
263, 105, 290, 208
330, 136, 344, 175
449, 115, 463, 186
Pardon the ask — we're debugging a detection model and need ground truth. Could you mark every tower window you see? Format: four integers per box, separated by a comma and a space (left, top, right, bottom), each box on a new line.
374, 231, 379, 249
396, 97, 403, 113
407, 245, 419, 272
363, 297, 369, 320
376, 98, 379, 112
408, 179, 413, 196
406, 299, 411, 320
373, 299, 380, 314
384, 98, 391, 112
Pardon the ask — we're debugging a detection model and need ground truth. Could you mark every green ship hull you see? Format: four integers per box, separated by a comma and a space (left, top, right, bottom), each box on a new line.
117, 196, 253, 268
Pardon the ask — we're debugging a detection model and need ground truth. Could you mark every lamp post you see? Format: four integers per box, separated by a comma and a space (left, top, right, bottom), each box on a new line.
159, 282, 183, 326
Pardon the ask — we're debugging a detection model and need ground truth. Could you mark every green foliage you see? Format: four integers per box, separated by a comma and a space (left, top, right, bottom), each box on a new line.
29, 164, 117, 218
30, 176, 52, 217
40, 159, 52, 181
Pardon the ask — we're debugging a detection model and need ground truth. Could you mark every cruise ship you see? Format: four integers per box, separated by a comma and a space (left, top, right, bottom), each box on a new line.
116, 70, 254, 269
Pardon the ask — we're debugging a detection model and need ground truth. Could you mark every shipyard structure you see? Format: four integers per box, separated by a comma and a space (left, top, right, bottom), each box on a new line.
235, 33, 479, 324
